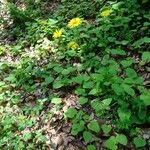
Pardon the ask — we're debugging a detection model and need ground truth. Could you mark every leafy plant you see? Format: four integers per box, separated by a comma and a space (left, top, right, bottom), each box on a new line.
87, 120, 100, 133
133, 137, 146, 148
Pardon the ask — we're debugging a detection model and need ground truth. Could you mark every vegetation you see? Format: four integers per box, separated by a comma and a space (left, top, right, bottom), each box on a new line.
0, 0, 150, 149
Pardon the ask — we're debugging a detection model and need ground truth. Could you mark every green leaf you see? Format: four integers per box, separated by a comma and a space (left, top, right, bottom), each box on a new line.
110, 49, 126, 56
125, 68, 137, 78
142, 52, 150, 63
71, 121, 85, 135
83, 131, 93, 143
75, 88, 86, 96
53, 66, 63, 73
104, 136, 117, 150
102, 124, 112, 134
91, 73, 104, 82
133, 137, 146, 148
0, 81, 5, 86
121, 83, 135, 96
0, 94, 4, 100
117, 108, 131, 122
62, 69, 71, 75
87, 145, 96, 150
65, 108, 77, 119
72, 76, 83, 84
51, 97, 62, 104
88, 120, 100, 133
83, 81, 94, 89
111, 83, 124, 95
53, 80, 63, 89
121, 59, 133, 68
82, 75, 90, 81
116, 134, 127, 146
140, 93, 150, 106
78, 97, 88, 105
133, 37, 150, 48
91, 99, 102, 112
44, 76, 54, 84
120, 40, 129, 45
62, 67, 75, 75
48, 18, 58, 25
89, 88, 100, 95
23, 133, 32, 141
102, 98, 112, 107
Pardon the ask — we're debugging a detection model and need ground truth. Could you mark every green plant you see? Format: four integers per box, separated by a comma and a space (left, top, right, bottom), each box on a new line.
1, 0, 150, 149
54, 0, 101, 21
133, 137, 146, 148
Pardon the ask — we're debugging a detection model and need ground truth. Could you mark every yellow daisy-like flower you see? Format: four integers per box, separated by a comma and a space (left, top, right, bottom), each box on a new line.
67, 41, 79, 50
100, 9, 111, 17
67, 18, 82, 28
53, 29, 63, 39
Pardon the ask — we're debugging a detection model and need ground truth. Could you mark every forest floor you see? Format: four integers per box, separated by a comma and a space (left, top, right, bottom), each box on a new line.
0, 0, 150, 150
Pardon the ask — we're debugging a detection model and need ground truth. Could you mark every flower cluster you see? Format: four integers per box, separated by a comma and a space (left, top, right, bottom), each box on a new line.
52, 18, 82, 51
67, 18, 82, 28
67, 41, 79, 50
53, 29, 63, 39
100, 9, 111, 17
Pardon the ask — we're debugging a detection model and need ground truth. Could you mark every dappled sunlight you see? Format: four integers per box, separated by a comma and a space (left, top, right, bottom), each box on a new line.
0, 0, 150, 149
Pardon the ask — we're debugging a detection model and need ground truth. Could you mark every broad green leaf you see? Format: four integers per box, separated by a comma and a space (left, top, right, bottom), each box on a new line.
71, 121, 85, 135
72, 76, 83, 84
75, 88, 86, 96
142, 52, 150, 63
44, 76, 54, 84
104, 136, 117, 150
62, 69, 71, 75
51, 97, 62, 104
120, 40, 129, 45
48, 18, 58, 25
0, 81, 5, 87
121, 83, 135, 96
110, 49, 126, 55
133, 37, 150, 48
112, 2, 124, 10
102, 98, 112, 107
102, 124, 112, 134
65, 108, 77, 119
90, 73, 104, 82
88, 120, 100, 133
117, 108, 131, 122
133, 137, 146, 148
83, 81, 94, 89
125, 68, 137, 78
87, 145, 96, 150
62, 67, 75, 75
140, 93, 150, 106
91, 99, 102, 112
82, 75, 90, 81
83, 131, 93, 143
23, 133, 32, 141
89, 88, 100, 95
0, 94, 4, 100
111, 83, 124, 95
53, 66, 63, 73
116, 134, 127, 146
78, 97, 88, 105
53, 80, 63, 89
121, 59, 133, 68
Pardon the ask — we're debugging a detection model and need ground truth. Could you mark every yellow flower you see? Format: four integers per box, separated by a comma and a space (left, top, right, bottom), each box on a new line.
53, 29, 63, 39
68, 18, 82, 28
67, 41, 79, 50
100, 9, 111, 17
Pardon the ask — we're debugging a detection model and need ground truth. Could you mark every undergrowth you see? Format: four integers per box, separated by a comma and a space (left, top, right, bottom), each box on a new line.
0, 0, 150, 149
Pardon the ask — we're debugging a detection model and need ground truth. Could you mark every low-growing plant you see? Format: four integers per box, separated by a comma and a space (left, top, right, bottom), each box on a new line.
0, 0, 150, 149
